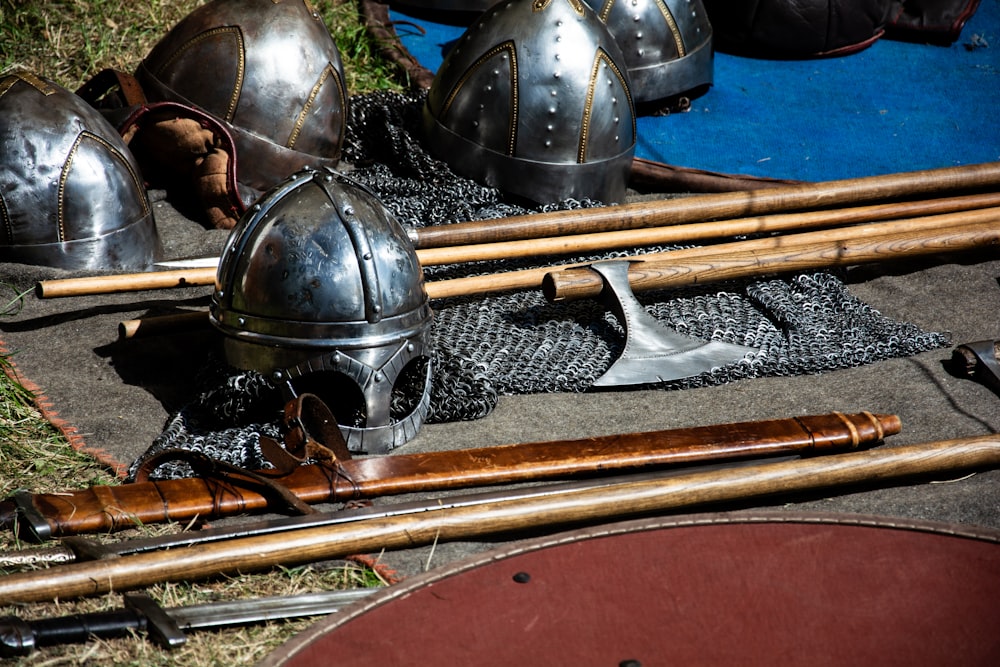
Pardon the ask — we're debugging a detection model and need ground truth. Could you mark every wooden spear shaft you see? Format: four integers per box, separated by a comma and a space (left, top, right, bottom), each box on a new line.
1, 435, 998, 603
415, 191, 1000, 266
411, 160, 1000, 248
33, 191, 1000, 298
542, 208, 1000, 302
113, 205, 1000, 337
428, 205, 1000, 300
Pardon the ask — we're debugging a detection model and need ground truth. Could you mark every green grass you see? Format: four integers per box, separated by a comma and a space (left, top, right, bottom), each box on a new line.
0, 0, 403, 95
0, 1, 403, 663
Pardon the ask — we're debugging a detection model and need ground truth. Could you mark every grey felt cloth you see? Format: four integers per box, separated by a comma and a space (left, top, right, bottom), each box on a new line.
1, 187, 998, 580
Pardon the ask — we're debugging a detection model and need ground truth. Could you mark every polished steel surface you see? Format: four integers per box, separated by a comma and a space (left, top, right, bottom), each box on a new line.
136, 0, 348, 192
584, 0, 714, 103
423, 0, 636, 205
0, 72, 160, 270
211, 169, 433, 454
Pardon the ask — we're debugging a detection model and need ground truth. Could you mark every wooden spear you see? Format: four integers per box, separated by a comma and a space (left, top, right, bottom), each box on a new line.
430, 205, 1000, 300
1, 435, 998, 603
113, 205, 1000, 337
411, 160, 1000, 248
542, 207, 1000, 302
34, 192, 1000, 299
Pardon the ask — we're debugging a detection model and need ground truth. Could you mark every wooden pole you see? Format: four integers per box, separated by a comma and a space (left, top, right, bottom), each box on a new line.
36, 267, 216, 298
542, 208, 1000, 302
428, 206, 1000, 300
34, 189, 1000, 298
1, 436, 998, 603
114, 205, 1000, 336
415, 191, 1000, 266
411, 161, 1000, 248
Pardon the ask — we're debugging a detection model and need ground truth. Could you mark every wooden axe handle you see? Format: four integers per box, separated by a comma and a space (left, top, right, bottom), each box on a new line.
543, 207, 1000, 302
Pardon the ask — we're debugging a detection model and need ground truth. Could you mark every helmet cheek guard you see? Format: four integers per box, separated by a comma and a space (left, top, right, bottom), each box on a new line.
422, 0, 636, 206
0, 72, 161, 271
210, 169, 434, 455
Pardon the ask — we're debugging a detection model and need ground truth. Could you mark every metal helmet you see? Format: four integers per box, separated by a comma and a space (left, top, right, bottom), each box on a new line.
582, 0, 714, 105
210, 169, 434, 455
423, 0, 636, 205
0, 72, 160, 271
135, 0, 349, 193
390, 0, 499, 11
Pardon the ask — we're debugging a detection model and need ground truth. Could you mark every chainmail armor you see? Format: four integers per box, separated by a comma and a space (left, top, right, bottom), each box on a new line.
130, 90, 950, 480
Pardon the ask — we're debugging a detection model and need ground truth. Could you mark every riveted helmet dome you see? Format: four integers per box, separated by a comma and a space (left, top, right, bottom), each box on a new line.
423, 0, 636, 205
391, 0, 499, 11
0, 72, 160, 271
582, 0, 714, 105
135, 0, 349, 193
210, 169, 433, 454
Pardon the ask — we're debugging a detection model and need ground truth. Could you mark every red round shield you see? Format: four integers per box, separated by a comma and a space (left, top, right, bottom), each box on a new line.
259, 512, 1000, 667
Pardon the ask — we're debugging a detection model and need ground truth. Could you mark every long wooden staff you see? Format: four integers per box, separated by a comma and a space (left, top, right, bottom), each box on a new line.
34, 192, 1000, 299
429, 205, 1000, 299
416, 191, 1000, 266
1, 435, 998, 603
543, 208, 1000, 302
411, 160, 1000, 248
113, 205, 1000, 337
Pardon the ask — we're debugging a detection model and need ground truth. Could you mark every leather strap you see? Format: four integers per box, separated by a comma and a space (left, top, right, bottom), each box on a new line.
132, 449, 317, 516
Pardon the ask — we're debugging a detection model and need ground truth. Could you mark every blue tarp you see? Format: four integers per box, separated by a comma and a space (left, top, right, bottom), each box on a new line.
389, 0, 1000, 182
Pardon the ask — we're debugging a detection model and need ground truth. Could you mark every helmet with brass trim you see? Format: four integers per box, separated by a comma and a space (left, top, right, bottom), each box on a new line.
135, 0, 349, 193
422, 0, 636, 205
0, 71, 160, 270
582, 0, 714, 105
210, 169, 433, 454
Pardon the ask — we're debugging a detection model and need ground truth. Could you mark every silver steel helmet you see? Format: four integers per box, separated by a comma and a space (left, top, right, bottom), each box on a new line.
210, 169, 434, 455
135, 0, 349, 193
423, 0, 636, 205
391, 0, 499, 11
582, 0, 713, 105
0, 72, 160, 271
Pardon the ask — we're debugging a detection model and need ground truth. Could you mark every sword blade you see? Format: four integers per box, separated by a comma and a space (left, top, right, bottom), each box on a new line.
0, 587, 376, 656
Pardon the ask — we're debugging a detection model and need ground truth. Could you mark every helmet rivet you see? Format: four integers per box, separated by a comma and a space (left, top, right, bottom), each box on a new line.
363, 252, 373, 260
423, 0, 637, 204
343, 205, 355, 216
238, 317, 246, 326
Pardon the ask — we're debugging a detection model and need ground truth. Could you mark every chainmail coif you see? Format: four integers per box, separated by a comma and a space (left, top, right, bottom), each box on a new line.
130, 90, 950, 480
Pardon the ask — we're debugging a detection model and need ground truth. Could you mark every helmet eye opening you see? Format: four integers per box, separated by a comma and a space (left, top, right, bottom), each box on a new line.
290, 371, 366, 429
287, 354, 430, 430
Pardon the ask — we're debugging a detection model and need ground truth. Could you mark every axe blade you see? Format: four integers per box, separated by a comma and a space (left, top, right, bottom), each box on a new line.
590, 261, 756, 387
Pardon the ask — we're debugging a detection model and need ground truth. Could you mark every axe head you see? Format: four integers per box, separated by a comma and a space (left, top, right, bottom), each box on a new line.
590, 261, 756, 387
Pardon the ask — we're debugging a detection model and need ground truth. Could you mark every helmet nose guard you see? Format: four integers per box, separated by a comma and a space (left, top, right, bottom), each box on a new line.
210, 169, 434, 455
422, 0, 636, 206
